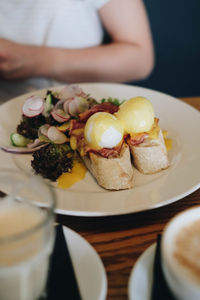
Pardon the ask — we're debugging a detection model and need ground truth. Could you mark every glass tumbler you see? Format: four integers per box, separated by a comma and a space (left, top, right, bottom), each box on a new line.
0, 169, 56, 300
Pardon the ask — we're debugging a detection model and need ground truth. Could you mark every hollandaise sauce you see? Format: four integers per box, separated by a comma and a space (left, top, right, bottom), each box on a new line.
162, 130, 172, 151
58, 160, 87, 188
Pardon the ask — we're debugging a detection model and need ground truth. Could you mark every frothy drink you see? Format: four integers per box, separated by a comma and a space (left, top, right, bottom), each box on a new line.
174, 219, 200, 284
162, 206, 200, 300
0, 197, 54, 300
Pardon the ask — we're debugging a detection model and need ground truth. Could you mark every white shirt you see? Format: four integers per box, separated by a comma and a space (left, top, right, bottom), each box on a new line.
0, 0, 110, 102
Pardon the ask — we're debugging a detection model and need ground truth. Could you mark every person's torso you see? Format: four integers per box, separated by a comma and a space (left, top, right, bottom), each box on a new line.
0, 0, 109, 101
0, 0, 104, 48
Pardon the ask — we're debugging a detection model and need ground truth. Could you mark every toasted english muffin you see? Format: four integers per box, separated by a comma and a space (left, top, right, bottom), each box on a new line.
130, 129, 169, 174
82, 143, 134, 190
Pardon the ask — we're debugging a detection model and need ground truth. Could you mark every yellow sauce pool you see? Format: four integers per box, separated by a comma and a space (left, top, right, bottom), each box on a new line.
58, 161, 87, 189
165, 138, 172, 151
162, 130, 172, 151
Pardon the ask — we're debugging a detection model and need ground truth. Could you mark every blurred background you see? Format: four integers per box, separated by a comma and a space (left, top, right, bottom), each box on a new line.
132, 0, 200, 97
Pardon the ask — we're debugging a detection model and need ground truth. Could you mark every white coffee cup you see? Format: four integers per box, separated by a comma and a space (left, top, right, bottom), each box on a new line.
161, 206, 200, 300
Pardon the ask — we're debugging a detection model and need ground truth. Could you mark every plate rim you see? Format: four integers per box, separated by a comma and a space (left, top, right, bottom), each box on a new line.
63, 225, 107, 300
128, 243, 156, 300
0, 82, 199, 217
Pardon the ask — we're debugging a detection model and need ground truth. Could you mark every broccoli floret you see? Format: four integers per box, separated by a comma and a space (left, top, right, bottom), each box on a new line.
31, 143, 73, 181
17, 115, 46, 139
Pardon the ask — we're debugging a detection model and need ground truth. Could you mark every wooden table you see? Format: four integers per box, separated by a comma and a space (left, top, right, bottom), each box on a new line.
57, 97, 200, 300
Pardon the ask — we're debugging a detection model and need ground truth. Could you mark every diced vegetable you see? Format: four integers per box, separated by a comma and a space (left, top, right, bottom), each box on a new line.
10, 133, 32, 147
57, 122, 70, 132
70, 136, 77, 150
47, 126, 68, 144
43, 93, 53, 116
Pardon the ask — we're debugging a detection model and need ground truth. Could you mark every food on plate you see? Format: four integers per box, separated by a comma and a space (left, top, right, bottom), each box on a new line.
6, 86, 95, 183
115, 96, 169, 174
82, 143, 133, 190
84, 112, 124, 149
162, 130, 172, 151
58, 161, 87, 188
82, 112, 133, 190
115, 96, 154, 133
31, 143, 73, 181
2, 84, 170, 190
69, 108, 134, 190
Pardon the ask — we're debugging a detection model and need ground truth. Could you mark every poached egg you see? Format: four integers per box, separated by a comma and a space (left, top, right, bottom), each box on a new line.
84, 112, 124, 149
115, 97, 155, 133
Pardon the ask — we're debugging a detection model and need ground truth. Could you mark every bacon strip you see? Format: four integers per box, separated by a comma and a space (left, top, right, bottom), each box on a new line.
70, 126, 124, 158
89, 142, 123, 158
69, 119, 85, 134
127, 118, 160, 146
128, 133, 149, 146
78, 102, 119, 122
69, 102, 122, 158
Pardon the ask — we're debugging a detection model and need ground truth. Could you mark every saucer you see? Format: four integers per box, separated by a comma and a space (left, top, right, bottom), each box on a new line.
128, 243, 156, 300
63, 226, 107, 300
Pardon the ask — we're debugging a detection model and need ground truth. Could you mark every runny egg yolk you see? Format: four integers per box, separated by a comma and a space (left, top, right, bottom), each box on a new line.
115, 96, 155, 134
84, 112, 124, 149
58, 160, 87, 188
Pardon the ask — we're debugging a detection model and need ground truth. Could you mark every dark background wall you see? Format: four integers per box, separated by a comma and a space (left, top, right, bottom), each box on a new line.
131, 0, 200, 97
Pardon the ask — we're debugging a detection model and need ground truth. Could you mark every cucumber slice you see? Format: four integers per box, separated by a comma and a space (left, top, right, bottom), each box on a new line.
43, 94, 53, 116
10, 133, 31, 147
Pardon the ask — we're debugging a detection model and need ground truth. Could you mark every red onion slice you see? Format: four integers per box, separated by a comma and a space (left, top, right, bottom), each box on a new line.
0, 143, 48, 154
27, 138, 45, 149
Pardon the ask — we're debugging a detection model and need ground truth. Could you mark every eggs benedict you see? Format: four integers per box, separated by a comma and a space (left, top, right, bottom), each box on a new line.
115, 96, 155, 133
70, 110, 134, 190
115, 96, 169, 174
84, 112, 124, 149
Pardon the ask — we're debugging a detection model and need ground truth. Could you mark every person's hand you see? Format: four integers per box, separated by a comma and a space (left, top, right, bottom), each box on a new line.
0, 38, 45, 80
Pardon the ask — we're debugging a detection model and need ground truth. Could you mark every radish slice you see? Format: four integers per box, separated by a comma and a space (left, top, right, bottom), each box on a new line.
47, 126, 68, 144
51, 110, 70, 123
71, 85, 83, 96
22, 96, 44, 117
76, 96, 89, 113
68, 98, 79, 116
59, 85, 82, 100
38, 124, 50, 137
55, 99, 65, 110
63, 98, 73, 113
54, 99, 72, 116
66, 96, 89, 116
54, 109, 70, 120
51, 111, 66, 123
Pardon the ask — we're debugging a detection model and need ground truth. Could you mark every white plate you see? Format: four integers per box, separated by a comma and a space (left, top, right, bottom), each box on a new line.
63, 226, 107, 300
128, 243, 156, 300
0, 83, 199, 216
